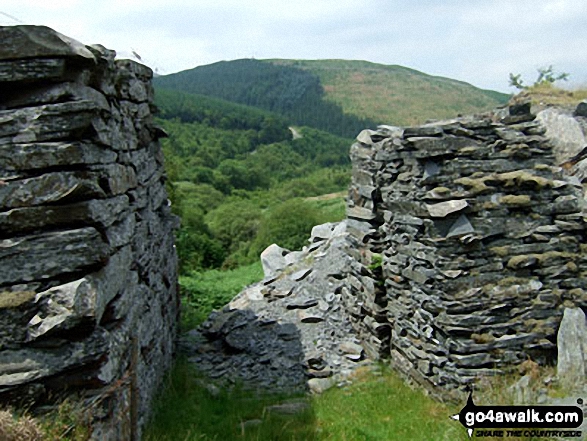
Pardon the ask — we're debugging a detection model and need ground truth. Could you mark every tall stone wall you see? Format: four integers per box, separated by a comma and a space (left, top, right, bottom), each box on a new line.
0, 26, 179, 439
346, 103, 587, 400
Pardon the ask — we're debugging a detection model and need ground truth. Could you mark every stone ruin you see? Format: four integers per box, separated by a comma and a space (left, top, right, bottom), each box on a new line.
186, 100, 587, 404
346, 100, 587, 400
1, 22, 587, 440
0, 26, 178, 440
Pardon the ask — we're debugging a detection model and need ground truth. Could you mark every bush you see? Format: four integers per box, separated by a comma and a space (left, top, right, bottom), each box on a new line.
250, 199, 321, 257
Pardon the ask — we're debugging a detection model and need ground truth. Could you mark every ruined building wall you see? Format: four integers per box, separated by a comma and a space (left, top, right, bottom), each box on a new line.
345, 102, 587, 400
0, 26, 179, 439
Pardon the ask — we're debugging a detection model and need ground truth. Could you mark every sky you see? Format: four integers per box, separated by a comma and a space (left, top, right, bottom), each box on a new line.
1, 0, 585, 93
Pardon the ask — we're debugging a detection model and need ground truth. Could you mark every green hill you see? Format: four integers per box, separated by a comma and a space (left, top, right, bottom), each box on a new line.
154, 58, 510, 134
154, 59, 377, 138
154, 87, 352, 271
269, 59, 510, 126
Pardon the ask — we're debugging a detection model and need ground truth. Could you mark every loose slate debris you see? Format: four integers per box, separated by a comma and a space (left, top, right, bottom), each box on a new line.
180, 221, 374, 394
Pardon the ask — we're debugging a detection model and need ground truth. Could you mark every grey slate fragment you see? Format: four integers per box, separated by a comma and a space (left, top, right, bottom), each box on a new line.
446, 214, 475, 238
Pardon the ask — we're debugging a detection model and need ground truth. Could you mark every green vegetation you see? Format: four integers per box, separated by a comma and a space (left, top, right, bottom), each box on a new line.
144, 62, 568, 441
509, 65, 570, 90
155, 88, 351, 272
284, 59, 509, 126
144, 359, 466, 441
510, 82, 587, 108
180, 262, 264, 329
0, 401, 91, 441
154, 59, 378, 138
172, 58, 509, 127
146, 359, 567, 441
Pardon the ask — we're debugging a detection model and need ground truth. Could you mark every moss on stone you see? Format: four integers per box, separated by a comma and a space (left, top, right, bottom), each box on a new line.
506, 251, 577, 269
490, 246, 510, 257
496, 170, 553, 189
454, 176, 493, 195
497, 276, 530, 286
498, 194, 532, 206
0, 290, 36, 309
471, 333, 495, 343
565, 261, 578, 272
431, 187, 451, 196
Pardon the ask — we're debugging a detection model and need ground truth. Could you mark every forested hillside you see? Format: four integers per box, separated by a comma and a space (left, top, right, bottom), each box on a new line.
153, 60, 510, 321
154, 59, 379, 138
155, 88, 350, 273
270, 59, 510, 126
154, 58, 510, 133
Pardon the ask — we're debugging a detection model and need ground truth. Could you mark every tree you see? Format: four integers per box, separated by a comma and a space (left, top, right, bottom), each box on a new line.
509, 66, 570, 90
249, 199, 321, 258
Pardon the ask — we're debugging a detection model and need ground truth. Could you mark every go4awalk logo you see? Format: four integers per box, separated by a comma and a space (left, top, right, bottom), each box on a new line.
451, 391, 584, 438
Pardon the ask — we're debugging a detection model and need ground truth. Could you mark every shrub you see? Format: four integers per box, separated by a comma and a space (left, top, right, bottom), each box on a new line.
250, 199, 321, 257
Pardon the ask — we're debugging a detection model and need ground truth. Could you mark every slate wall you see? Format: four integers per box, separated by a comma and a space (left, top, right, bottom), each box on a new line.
0, 26, 179, 439
345, 103, 587, 400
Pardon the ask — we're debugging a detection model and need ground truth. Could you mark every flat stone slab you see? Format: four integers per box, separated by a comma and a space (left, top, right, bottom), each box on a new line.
0, 25, 95, 61
425, 200, 468, 218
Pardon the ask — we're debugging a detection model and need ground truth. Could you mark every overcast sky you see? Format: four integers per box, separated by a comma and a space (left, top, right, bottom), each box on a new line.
1, 0, 585, 93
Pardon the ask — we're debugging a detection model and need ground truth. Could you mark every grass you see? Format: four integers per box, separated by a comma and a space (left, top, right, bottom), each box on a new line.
143, 358, 316, 441
0, 400, 91, 441
312, 367, 464, 441
305, 194, 346, 222
511, 82, 587, 108
144, 358, 577, 441
179, 261, 265, 329
143, 360, 468, 441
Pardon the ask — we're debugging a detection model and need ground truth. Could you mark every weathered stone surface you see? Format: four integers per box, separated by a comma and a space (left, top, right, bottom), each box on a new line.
0, 142, 116, 173
0, 172, 106, 210
1, 82, 110, 111
345, 102, 586, 401
185, 221, 377, 394
310, 222, 338, 242
0, 196, 129, 235
0, 228, 110, 285
0, 26, 178, 441
260, 243, 289, 278
0, 101, 97, 144
536, 108, 586, 163
0, 330, 109, 388
0, 58, 66, 83
575, 100, 587, 117
557, 307, 587, 390
0, 25, 95, 61
425, 200, 468, 218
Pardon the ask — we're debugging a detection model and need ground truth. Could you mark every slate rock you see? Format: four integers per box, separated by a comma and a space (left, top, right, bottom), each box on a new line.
0, 25, 95, 62
298, 310, 324, 323
260, 244, 289, 278
426, 200, 468, 218
0, 228, 110, 285
557, 307, 587, 389
574, 100, 587, 117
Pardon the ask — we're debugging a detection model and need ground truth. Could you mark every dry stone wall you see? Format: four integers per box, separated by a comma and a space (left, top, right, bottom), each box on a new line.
0, 26, 179, 439
346, 102, 587, 400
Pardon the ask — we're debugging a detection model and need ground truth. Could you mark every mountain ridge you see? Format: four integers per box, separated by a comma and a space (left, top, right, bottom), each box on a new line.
154, 58, 510, 132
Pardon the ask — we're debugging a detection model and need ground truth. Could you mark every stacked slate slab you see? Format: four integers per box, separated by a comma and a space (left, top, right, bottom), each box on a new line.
0, 26, 179, 440
346, 103, 587, 400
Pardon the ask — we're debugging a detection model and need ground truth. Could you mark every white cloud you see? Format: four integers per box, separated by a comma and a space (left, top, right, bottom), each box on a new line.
1, 0, 585, 92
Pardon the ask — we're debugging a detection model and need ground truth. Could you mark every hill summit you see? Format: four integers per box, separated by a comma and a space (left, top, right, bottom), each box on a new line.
154, 58, 510, 137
